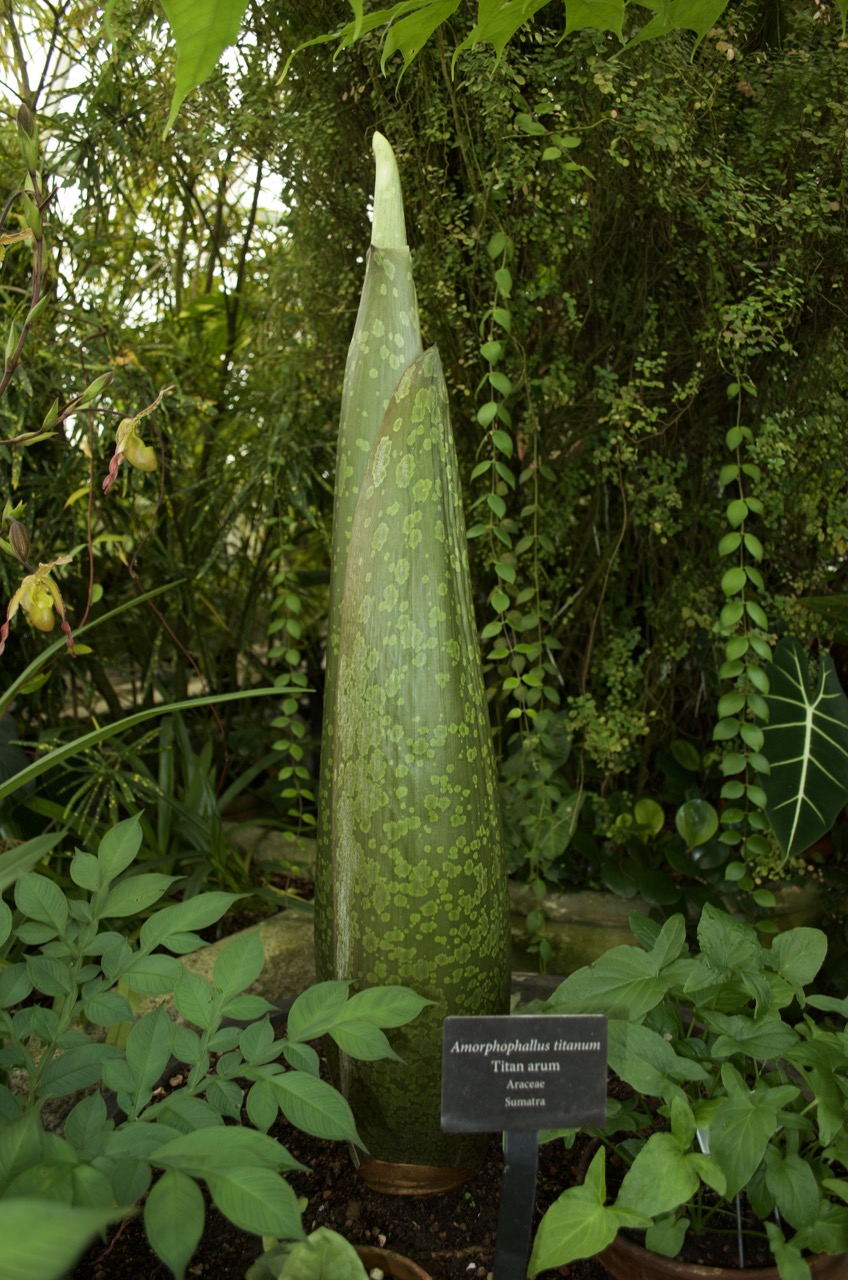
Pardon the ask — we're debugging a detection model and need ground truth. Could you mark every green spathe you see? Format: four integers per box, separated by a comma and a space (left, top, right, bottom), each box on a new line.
325, 345, 510, 1165
316, 133, 509, 1169
315, 134, 422, 980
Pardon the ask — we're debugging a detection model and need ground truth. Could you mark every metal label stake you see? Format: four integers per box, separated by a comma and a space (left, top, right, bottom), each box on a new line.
493, 1130, 540, 1279
441, 1013, 607, 1280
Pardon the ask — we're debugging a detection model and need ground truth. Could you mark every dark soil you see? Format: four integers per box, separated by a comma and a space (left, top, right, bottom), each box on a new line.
68, 1060, 610, 1280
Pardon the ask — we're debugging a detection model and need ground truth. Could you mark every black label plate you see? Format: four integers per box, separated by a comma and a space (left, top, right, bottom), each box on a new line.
441, 1014, 607, 1133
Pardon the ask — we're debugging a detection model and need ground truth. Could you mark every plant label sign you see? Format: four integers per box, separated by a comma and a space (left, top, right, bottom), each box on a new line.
440, 1013, 607, 1133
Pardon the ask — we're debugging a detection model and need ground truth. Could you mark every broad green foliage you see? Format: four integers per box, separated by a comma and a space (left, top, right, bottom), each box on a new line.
761, 638, 848, 859
0, 816, 427, 1280
165, 0, 737, 114
532, 905, 848, 1278
316, 135, 509, 1169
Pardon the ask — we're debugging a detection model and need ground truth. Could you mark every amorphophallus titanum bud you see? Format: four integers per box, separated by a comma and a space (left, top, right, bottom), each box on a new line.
0, 555, 74, 656
315, 134, 510, 1187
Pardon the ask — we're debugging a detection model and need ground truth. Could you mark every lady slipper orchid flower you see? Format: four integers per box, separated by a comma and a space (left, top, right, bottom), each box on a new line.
0, 555, 74, 656
102, 417, 157, 494
102, 384, 171, 495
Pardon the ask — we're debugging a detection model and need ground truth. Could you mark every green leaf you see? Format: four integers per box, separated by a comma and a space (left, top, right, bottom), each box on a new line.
261, 1227, 369, 1279
726, 498, 749, 527
617, 1131, 699, 1218
709, 1066, 799, 1197
139, 892, 239, 953
223, 993, 277, 1019
160, 0, 251, 135
0, 1109, 44, 1184
246, 1079, 278, 1133
707, 1010, 798, 1060
720, 566, 746, 596
144, 1169, 205, 1280
675, 799, 718, 849
529, 1148, 648, 1272
0, 832, 64, 893
64, 1092, 112, 1160
39, 1044, 122, 1099
286, 980, 351, 1041
101, 873, 181, 918
282, 1042, 320, 1075
335, 985, 431, 1029
69, 851, 101, 893
764, 1147, 822, 1231
546, 943, 670, 1020
380, 0, 462, 74
607, 1019, 708, 1097
172, 969, 217, 1030
126, 1006, 174, 1099
494, 267, 512, 297
563, 0, 624, 37
0, 963, 33, 1007
81, 991, 134, 1026
769, 927, 827, 994
153, 1126, 304, 1174
270, 1071, 362, 1144
328, 1021, 400, 1061
120, 953, 183, 995
97, 815, 143, 883
627, 0, 731, 47
206, 1167, 305, 1239
213, 928, 265, 1000
761, 638, 848, 858
0, 1199, 125, 1280
26, 955, 72, 998
14, 873, 67, 934
492, 429, 513, 457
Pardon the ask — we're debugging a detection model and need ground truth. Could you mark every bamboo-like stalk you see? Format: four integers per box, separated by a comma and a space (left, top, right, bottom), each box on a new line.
315, 135, 509, 1176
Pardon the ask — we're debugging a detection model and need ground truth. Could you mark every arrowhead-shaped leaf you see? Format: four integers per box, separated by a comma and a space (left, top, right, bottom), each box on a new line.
761, 637, 848, 858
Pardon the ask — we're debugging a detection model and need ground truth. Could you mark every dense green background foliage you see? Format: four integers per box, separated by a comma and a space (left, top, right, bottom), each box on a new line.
2, 0, 847, 894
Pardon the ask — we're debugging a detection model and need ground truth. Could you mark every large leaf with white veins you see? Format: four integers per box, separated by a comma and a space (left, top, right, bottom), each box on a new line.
761, 637, 848, 858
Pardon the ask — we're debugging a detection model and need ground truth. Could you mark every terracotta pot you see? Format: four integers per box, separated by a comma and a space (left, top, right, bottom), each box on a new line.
599, 1234, 848, 1280
355, 1244, 431, 1279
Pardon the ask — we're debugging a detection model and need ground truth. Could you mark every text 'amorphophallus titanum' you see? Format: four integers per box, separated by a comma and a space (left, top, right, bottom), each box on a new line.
314, 133, 510, 1190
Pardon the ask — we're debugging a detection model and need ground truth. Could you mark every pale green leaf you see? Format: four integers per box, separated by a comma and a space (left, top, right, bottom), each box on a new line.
144, 1169, 205, 1280
161, 0, 251, 135
14, 873, 67, 934
206, 1167, 305, 1239
101, 873, 181, 918
213, 928, 265, 1000
270, 1071, 361, 1144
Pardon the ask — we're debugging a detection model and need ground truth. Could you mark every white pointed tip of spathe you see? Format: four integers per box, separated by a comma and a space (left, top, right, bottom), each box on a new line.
371, 132, 407, 250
